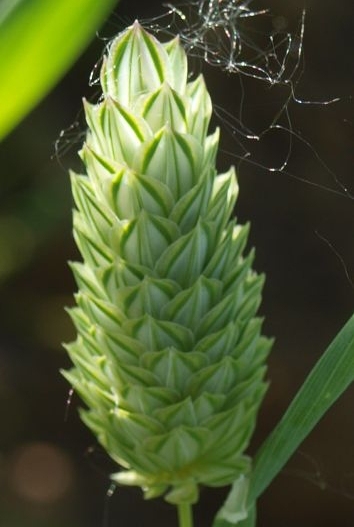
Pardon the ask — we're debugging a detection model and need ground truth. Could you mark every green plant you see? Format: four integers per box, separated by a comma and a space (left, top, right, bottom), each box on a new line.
64, 21, 271, 525
63, 19, 354, 527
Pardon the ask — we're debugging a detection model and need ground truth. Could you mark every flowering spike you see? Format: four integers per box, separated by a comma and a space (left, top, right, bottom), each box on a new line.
65, 22, 272, 506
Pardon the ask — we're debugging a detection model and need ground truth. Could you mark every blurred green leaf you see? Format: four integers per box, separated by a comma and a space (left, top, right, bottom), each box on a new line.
0, 0, 119, 140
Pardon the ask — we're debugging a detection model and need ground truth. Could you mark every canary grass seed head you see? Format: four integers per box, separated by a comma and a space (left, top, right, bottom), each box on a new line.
64, 21, 272, 505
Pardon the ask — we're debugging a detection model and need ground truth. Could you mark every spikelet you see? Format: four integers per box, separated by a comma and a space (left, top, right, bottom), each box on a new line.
64, 21, 272, 505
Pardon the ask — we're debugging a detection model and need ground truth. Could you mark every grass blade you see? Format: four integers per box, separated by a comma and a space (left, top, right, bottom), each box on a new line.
213, 313, 354, 525
0, 0, 119, 139
249, 312, 354, 502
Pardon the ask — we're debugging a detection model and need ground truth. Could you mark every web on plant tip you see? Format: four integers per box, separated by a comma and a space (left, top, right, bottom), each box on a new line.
55, 0, 352, 203
146, 0, 304, 84
141, 1, 352, 200
143, 1, 354, 290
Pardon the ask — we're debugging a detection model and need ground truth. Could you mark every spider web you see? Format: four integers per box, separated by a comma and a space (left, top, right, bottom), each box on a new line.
147, 0, 303, 82
141, 0, 352, 201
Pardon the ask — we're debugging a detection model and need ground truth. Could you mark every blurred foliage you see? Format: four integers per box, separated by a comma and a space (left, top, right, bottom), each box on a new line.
0, 0, 119, 140
0, 0, 120, 285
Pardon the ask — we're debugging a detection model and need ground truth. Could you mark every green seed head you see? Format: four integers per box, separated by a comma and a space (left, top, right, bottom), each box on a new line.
64, 21, 272, 505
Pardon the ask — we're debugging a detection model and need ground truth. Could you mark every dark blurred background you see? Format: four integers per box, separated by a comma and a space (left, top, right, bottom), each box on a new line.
0, 0, 353, 526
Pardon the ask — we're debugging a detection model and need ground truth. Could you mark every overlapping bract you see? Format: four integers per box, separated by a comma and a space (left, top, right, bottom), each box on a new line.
65, 21, 272, 504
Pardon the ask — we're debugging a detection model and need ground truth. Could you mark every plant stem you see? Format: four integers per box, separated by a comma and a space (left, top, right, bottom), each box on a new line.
177, 503, 193, 527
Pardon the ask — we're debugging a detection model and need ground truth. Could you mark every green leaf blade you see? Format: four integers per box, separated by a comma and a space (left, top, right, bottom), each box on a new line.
249, 313, 354, 503
0, 0, 119, 139
213, 314, 354, 526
